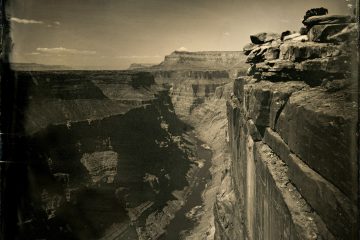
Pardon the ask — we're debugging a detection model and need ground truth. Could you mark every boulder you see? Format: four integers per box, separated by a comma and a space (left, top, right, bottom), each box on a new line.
263, 47, 280, 61
303, 14, 354, 27
257, 71, 280, 80
246, 46, 267, 63
327, 23, 358, 42
298, 56, 351, 73
250, 32, 280, 44
283, 33, 301, 41
243, 42, 257, 55
280, 30, 292, 41
299, 26, 308, 35
254, 62, 269, 70
308, 23, 350, 42
270, 39, 282, 48
303, 7, 328, 22
254, 60, 297, 81
279, 42, 341, 62
247, 45, 281, 63
291, 35, 308, 42
266, 60, 295, 72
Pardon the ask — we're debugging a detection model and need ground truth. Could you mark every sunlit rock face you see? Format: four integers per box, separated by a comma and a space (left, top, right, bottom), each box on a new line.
127, 51, 248, 123
169, 78, 229, 119
145, 70, 231, 122
157, 51, 246, 70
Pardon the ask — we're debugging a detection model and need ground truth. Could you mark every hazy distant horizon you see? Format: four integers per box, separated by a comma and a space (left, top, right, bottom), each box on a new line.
11, 49, 248, 70
8, 0, 352, 69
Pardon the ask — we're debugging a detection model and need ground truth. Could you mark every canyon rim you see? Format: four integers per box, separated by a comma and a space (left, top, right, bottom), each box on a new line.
0, 0, 359, 240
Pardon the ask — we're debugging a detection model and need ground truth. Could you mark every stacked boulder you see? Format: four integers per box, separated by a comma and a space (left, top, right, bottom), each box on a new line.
243, 9, 357, 86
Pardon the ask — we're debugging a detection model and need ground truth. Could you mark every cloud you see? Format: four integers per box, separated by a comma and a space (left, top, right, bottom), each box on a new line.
10, 17, 43, 24
54, 21, 61, 25
36, 47, 96, 55
177, 46, 188, 52
223, 32, 230, 36
115, 55, 162, 59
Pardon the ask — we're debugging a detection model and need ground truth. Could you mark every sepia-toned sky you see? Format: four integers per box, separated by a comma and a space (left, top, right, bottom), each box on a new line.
8, 0, 352, 69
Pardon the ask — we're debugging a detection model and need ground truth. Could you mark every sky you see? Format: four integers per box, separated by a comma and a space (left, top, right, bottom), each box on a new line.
8, 0, 352, 69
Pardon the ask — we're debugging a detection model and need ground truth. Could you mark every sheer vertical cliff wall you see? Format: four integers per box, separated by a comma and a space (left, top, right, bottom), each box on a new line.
214, 14, 358, 240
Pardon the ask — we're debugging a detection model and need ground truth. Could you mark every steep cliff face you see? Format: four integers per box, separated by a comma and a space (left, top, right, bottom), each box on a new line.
215, 14, 358, 240
168, 76, 230, 119
156, 51, 246, 71
129, 51, 248, 121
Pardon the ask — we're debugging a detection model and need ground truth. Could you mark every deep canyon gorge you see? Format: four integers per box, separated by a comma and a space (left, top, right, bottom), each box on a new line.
1, 9, 359, 240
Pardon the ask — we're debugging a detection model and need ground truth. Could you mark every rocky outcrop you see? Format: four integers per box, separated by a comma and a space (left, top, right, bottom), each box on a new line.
250, 32, 280, 44
243, 14, 357, 86
216, 12, 358, 240
303, 14, 355, 28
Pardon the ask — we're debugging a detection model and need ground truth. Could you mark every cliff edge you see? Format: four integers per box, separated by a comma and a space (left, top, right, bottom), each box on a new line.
216, 12, 358, 240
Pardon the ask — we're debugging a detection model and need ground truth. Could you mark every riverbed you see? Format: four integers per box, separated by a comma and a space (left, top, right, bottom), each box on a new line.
160, 134, 212, 239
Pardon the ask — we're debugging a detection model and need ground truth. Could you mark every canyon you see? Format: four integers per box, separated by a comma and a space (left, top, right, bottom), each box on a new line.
6, 49, 245, 239
3, 12, 359, 240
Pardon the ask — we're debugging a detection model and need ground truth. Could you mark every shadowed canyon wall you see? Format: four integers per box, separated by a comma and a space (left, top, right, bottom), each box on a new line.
10, 71, 208, 239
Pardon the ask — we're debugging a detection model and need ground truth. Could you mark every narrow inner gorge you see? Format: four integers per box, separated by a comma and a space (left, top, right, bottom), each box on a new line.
11, 70, 224, 240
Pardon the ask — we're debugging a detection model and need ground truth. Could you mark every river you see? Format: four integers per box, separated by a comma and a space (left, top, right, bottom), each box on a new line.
160, 134, 212, 239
